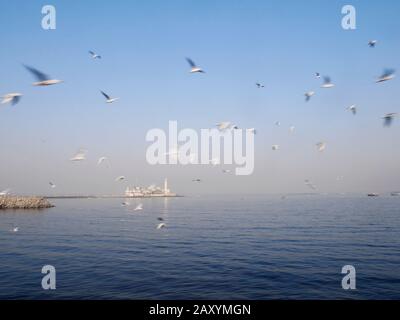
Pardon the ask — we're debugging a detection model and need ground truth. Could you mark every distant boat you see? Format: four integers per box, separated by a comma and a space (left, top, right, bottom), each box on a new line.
391, 192, 400, 196
367, 193, 379, 197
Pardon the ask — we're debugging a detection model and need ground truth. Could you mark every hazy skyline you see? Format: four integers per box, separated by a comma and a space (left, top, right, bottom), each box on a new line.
1, 0, 400, 195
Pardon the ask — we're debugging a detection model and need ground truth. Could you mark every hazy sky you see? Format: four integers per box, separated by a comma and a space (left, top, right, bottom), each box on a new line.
1, 0, 399, 195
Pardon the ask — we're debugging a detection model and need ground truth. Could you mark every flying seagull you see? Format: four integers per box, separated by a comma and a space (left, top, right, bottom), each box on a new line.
11, 227, 19, 233
316, 142, 326, 152
121, 201, 130, 206
222, 169, 231, 174
275, 121, 281, 126
216, 122, 233, 131
315, 72, 321, 79
1, 93, 22, 106
192, 179, 201, 182
347, 105, 357, 115
115, 176, 125, 182
376, 69, 395, 83
100, 91, 119, 103
157, 217, 164, 221
70, 149, 86, 162
157, 223, 166, 229
88, 50, 101, 59
289, 126, 295, 133
321, 76, 335, 88
272, 144, 279, 151
97, 156, 108, 165
256, 83, 265, 88
305, 91, 315, 102
134, 203, 143, 211
186, 57, 205, 73
23, 65, 63, 86
368, 40, 377, 48
49, 182, 56, 189
304, 179, 316, 190
382, 113, 397, 127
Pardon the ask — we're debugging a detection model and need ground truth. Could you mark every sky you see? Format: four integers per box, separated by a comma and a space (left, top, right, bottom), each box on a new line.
0, 0, 400, 195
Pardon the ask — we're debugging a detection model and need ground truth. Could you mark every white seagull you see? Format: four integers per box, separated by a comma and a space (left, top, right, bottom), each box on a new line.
382, 113, 397, 127
289, 126, 295, 133
304, 179, 316, 190
115, 176, 125, 182
186, 57, 205, 73
316, 142, 326, 152
97, 156, 108, 165
321, 76, 335, 88
11, 227, 19, 233
100, 91, 119, 103
222, 169, 231, 174
157, 223, 166, 229
347, 105, 357, 115
210, 158, 220, 166
376, 69, 395, 83
368, 40, 377, 48
88, 50, 101, 59
70, 149, 86, 162
49, 182, 56, 189
24, 65, 63, 86
1, 93, 22, 106
315, 72, 321, 79
256, 83, 265, 88
216, 122, 233, 131
275, 121, 281, 126
134, 203, 143, 211
121, 201, 130, 206
305, 91, 315, 102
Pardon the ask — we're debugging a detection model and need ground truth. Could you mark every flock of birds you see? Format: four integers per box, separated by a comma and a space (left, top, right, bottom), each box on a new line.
0, 39, 398, 230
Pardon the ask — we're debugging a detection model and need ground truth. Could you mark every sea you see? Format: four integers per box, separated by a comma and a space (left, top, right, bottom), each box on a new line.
0, 194, 399, 299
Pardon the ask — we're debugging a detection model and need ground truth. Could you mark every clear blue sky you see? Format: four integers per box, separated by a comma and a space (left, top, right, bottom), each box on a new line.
1, 0, 399, 195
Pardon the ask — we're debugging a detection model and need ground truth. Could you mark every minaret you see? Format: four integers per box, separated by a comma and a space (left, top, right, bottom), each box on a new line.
164, 178, 168, 194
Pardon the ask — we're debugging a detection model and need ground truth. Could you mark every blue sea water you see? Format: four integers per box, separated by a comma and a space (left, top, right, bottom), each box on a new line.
0, 194, 399, 300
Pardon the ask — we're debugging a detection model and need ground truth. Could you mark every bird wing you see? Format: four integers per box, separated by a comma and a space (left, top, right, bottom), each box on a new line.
11, 96, 21, 106
101, 91, 110, 100
23, 65, 49, 81
89, 50, 95, 55
186, 57, 196, 67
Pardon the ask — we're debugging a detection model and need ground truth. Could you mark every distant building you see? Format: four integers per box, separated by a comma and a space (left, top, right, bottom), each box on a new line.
125, 178, 176, 197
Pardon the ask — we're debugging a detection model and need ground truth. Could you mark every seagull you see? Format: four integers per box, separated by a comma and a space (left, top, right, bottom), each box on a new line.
115, 176, 125, 182
100, 91, 119, 103
121, 201, 130, 206
368, 40, 377, 48
315, 72, 321, 79
70, 149, 86, 162
305, 91, 315, 101
316, 142, 326, 152
382, 113, 397, 127
157, 223, 166, 229
321, 76, 334, 88
256, 83, 265, 88
23, 65, 63, 86
275, 121, 281, 126
304, 179, 316, 190
272, 144, 279, 151
1, 93, 22, 106
49, 182, 56, 189
347, 105, 357, 115
192, 179, 201, 182
88, 50, 101, 59
0, 189, 11, 196
186, 57, 205, 73
11, 227, 19, 233
97, 156, 108, 165
222, 169, 231, 174
289, 126, 295, 133
216, 122, 233, 131
134, 203, 143, 211
376, 69, 395, 83
157, 217, 164, 221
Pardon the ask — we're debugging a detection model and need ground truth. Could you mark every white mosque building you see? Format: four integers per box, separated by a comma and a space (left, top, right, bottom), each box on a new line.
125, 178, 176, 198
